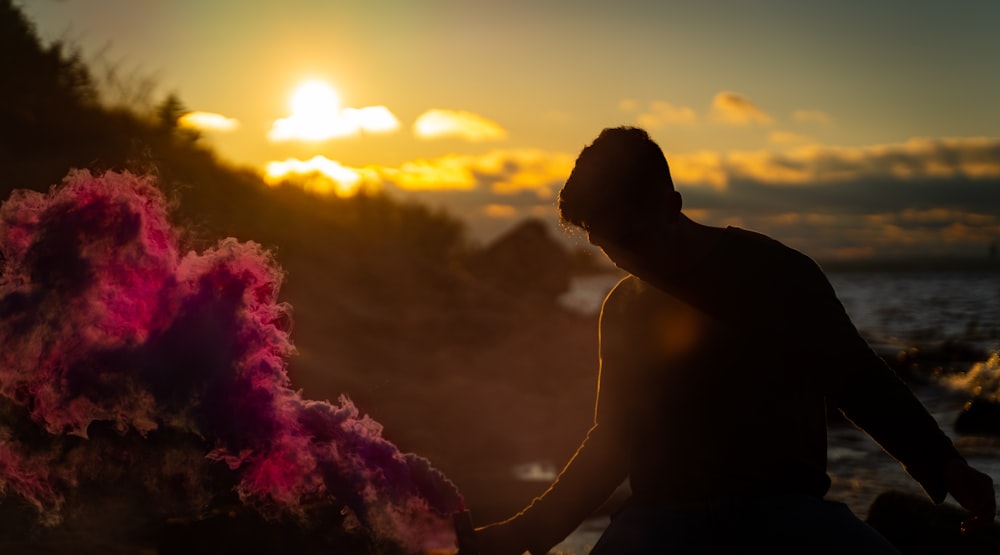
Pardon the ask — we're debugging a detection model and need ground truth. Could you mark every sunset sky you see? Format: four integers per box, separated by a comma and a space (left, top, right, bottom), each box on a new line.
19, 0, 1000, 260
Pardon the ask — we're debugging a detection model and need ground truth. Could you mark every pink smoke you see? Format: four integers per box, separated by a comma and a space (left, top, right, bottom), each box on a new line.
0, 170, 463, 552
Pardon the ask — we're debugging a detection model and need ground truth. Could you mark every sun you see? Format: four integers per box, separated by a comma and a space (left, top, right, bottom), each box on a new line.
268, 79, 400, 142
290, 80, 341, 119
269, 79, 349, 142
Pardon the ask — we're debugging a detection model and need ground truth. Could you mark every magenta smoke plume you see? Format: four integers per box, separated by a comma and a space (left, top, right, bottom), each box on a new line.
0, 170, 463, 552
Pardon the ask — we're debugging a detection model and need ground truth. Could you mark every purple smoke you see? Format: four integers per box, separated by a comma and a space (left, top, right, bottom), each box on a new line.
0, 169, 463, 552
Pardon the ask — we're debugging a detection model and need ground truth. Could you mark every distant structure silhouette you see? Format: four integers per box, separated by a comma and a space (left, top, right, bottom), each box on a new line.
472, 127, 997, 554
466, 218, 571, 299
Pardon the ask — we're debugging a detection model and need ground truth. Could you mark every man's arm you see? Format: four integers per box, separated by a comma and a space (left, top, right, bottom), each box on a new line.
791, 259, 995, 523
475, 420, 629, 555
474, 281, 634, 555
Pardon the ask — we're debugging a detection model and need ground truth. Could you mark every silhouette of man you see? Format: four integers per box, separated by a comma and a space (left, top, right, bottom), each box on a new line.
474, 127, 996, 554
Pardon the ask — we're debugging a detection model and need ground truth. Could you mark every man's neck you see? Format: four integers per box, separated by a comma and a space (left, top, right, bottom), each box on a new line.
660, 215, 728, 277
629, 216, 731, 323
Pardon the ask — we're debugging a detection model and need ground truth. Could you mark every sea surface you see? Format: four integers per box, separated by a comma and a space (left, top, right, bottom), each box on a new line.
547, 270, 1000, 554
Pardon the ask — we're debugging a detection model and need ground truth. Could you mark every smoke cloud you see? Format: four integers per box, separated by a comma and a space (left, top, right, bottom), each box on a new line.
0, 170, 463, 552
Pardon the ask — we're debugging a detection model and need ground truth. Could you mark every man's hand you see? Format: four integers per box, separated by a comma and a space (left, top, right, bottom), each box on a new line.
943, 458, 997, 535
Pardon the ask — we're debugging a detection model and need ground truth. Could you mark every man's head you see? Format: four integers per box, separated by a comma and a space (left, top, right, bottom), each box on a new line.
558, 127, 681, 246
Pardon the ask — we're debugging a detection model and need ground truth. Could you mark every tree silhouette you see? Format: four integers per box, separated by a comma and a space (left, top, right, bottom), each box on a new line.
0, 0, 110, 191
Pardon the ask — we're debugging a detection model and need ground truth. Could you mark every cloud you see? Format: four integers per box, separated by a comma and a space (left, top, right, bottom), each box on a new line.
473, 149, 576, 197
264, 137, 1000, 207
662, 136, 1000, 260
635, 100, 697, 128
263, 148, 573, 198
177, 111, 239, 132
668, 150, 728, 190
685, 199, 1000, 262
677, 144, 1000, 260
668, 136, 1000, 189
256, 136, 1000, 260
268, 82, 400, 142
413, 109, 507, 141
270, 105, 400, 142
381, 149, 573, 196
264, 156, 371, 196
726, 136, 1000, 185
711, 91, 773, 126
793, 109, 834, 126
382, 156, 480, 191
843, 212, 1000, 257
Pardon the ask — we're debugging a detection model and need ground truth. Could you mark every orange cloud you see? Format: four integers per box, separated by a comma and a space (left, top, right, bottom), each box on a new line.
413, 109, 507, 141
668, 150, 728, 189
376, 149, 573, 196
851, 211, 1000, 251
478, 149, 575, 197
178, 111, 239, 132
381, 156, 479, 191
660, 136, 1000, 189
720, 136, 1000, 185
262, 149, 573, 196
264, 156, 369, 196
711, 91, 773, 126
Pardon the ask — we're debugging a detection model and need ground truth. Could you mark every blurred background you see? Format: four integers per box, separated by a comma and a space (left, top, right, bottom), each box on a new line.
1, 1, 998, 552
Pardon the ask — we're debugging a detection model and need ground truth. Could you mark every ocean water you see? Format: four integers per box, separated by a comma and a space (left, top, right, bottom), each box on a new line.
828, 271, 1000, 354
559, 271, 1000, 353
548, 271, 1000, 554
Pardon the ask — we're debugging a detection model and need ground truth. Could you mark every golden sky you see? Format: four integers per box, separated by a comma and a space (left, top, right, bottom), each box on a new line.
19, 0, 1000, 259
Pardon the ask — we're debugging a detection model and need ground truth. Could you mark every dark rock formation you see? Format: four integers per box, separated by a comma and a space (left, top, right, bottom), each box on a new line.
465, 218, 571, 300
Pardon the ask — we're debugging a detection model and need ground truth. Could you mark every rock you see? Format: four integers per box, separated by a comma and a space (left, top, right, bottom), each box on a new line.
465, 218, 572, 299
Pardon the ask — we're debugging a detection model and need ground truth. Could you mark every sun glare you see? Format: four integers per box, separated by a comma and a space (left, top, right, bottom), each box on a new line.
291, 81, 341, 118
268, 79, 400, 142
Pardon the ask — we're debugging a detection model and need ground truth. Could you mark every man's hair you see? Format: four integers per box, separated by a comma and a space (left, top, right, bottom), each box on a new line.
558, 126, 674, 232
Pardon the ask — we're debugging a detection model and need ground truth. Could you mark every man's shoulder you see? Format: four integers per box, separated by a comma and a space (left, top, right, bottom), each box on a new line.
723, 226, 819, 274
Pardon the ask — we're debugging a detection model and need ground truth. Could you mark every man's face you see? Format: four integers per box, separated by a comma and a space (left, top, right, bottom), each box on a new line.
588, 231, 638, 273
587, 218, 667, 276
580, 189, 682, 275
